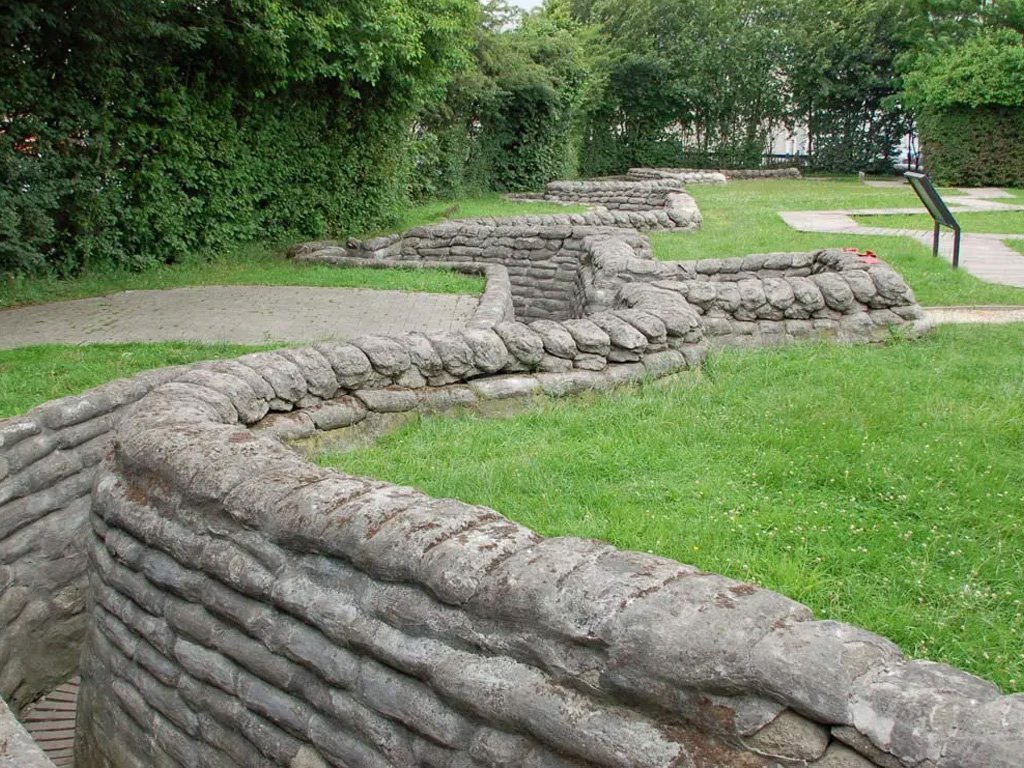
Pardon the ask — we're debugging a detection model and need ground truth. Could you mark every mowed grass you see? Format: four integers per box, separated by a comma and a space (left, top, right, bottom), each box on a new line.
0, 342, 277, 418
853, 210, 1024, 235
395, 194, 586, 230
0, 194, 580, 310
651, 179, 1024, 307
321, 324, 1024, 691
0, 244, 486, 310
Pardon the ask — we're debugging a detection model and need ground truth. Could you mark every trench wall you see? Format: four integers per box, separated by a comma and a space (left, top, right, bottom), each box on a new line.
0, 259, 706, 750
293, 225, 656, 324
583, 243, 929, 346
290, 188, 702, 323
297, 236, 929, 348
76, 319, 1022, 768
3, 171, 1015, 768
540, 179, 693, 211
0, 365, 190, 715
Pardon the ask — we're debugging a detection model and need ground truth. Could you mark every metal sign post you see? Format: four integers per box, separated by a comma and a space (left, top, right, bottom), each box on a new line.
905, 172, 962, 269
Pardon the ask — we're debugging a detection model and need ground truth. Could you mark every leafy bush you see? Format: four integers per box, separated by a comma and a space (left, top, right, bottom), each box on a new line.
409, 6, 590, 196
903, 29, 1024, 111
916, 106, 1024, 187
903, 28, 1024, 185
0, 1, 476, 276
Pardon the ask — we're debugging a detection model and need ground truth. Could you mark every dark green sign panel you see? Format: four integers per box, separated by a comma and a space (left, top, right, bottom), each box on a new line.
905, 172, 962, 269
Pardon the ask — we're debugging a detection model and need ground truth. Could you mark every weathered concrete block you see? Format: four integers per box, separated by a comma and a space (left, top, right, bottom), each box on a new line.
762, 278, 796, 310
314, 342, 376, 391
417, 386, 477, 413
238, 352, 309, 403
812, 273, 856, 312
304, 396, 368, 430
613, 309, 668, 344
355, 388, 420, 414
401, 333, 445, 379
528, 320, 579, 359
426, 332, 478, 378
462, 329, 509, 373
847, 659, 1001, 767
277, 348, 340, 399
751, 620, 903, 724
469, 376, 541, 401
590, 314, 648, 353
560, 319, 611, 356
742, 709, 829, 762
790, 277, 826, 311
350, 335, 413, 379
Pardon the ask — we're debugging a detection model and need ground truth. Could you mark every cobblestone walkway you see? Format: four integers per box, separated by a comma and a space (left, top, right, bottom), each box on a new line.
779, 191, 1024, 288
0, 286, 480, 350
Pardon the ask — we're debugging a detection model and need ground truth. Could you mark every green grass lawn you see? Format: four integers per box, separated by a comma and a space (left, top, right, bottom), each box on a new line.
652, 179, 1024, 307
853, 210, 1024, 235
0, 342, 278, 418
0, 194, 579, 310
320, 323, 1024, 692
0, 194, 585, 415
0, 249, 488, 310
394, 194, 586, 230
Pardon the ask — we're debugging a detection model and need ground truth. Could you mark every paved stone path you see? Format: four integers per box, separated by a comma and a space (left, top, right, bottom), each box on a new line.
926, 306, 1024, 324
780, 192, 1024, 288
0, 286, 479, 350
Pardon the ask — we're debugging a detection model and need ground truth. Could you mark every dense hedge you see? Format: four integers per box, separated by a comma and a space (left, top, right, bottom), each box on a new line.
916, 106, 1024, 187
0, 89, 415, 276
903, 28, 1024, 186
0, 1, 475, 276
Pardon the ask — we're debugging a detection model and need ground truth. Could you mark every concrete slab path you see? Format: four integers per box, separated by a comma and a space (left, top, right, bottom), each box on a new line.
925, 306, 1024, 324
779, 192, 1024, 288
0, 285, 479, 350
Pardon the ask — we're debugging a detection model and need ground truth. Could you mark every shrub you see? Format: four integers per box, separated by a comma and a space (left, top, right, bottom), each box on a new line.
0, 1, 476, 276
904, 28, 1024, 185
916, 106, 1024, 187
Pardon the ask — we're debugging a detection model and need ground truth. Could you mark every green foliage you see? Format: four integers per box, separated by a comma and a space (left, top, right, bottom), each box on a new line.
410, 2, 592, 196
903, 28, 1024, 110
916, 106, 1024, 186
570, 0, 915, 175
0, 194, 575, 310
576, 0, 788, 175
0, 0, 477, 276
901, 14, 1024, 185
782, 0, 914, 173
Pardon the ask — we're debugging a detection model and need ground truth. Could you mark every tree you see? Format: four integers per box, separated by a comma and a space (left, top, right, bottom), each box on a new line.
901, 21, 1024, 185
0, 0, 477, 275
573, 0, 793, 173
411, 1, 593, 195
780, 0, 916, 172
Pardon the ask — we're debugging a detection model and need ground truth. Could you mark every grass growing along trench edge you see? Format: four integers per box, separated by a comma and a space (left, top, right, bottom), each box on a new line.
320, 323, 1024, 692
3, 181, 1023, 691
650, 178, 1024, 308
0, 194, 585, 311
